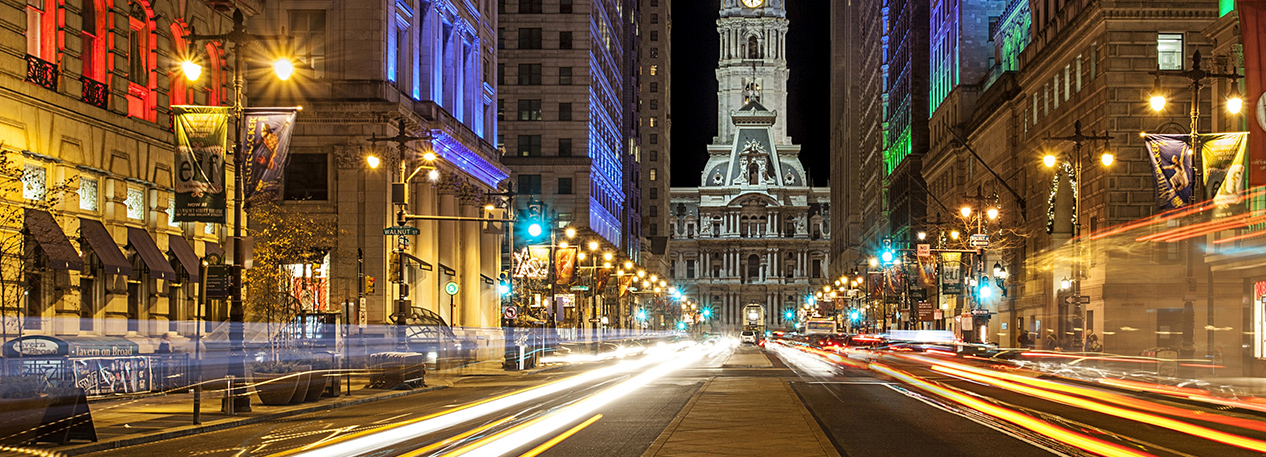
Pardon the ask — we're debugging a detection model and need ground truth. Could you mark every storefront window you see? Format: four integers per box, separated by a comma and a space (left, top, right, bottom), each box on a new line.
1255, 281, 1266, 358
79, 177, 98, 211
23, 164, 45, 200
126, 187, 144, 220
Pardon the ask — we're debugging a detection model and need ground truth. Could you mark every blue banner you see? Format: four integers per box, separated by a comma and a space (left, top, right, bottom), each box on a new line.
241, 108, 299, 201
1144, 134, 1195, 209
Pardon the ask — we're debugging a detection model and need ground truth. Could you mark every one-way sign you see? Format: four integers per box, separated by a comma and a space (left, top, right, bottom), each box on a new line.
384, 226, 420, 235
969, 234, 990, 248
1064, 295, 1090, 305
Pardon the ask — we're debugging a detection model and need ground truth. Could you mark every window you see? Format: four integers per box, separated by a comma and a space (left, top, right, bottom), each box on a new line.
685, 260, 694, 278
649, 224, 658, 236
1043, 83, 1050, 116
650, 48, 659, 58
1052, 75, 1059, 108
518, 174, 542, 194
290, 10, 327, 78
205, 222, 216, 235
81, 0, 104, 81
498, 0, 507, 13
649, 205, 658, 217
812, 259, 822, 278
559, 66, 573, 85
650, 150, 658, 161
498, 27, 505, 49
518, 63, 542, 85
650, 82, 658, 93
167, 198, 179, 227
518, 135, 542, 156
650, 99, 658, 110
559, 138, 573, 156
1157, 33, 1184, 70
559, 31, 572, 49
1063, 64, 1071, 100
519, 0, 542, 13
651, 13, 659, 24
558, 177, 573, 194
650, 133, 658, 144
649, 116, 657, 127
497, 99, 505, 120
650, 65, 658, 76
497, 134, 505, 150
650, 31, 658, 41
497, 63, 505, 84
651, 0, 658, 6
79, 177, 98, 211
560, 0, 573, 13
1076, 55, 1083, 92
650, 168, 658, 181
1089, 42, 1098, 80
649, 187, 658, 199
559, 102, 572, 121
518, 28, 543, 49
517, 99, 542, 120
26, 0, 56, 62
284, 153, 329, 200
126, 187, 145, 220
23, 164, 45, 200
1032, 93, 1039, 124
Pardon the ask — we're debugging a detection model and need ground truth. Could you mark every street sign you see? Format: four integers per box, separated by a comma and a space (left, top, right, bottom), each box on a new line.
910, 288, 927, 300
397, 235, 410, 247
969, 234, 990, 248
358, 298, 367, 329
503, 306, 518, 320
383, 226, 420, 236
916, 244, 931, 257
205, 265, 231, 298
971, 308, 993, 316
569, 285, 589, 291
1064, 295, 1090, 305
918, 301, 934, 321
444, 281, 460, 296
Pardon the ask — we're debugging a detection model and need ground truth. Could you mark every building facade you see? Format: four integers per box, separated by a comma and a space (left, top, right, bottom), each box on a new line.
639, 0, 670, 278
669, 0, 830, 333
498, 0, 639, 256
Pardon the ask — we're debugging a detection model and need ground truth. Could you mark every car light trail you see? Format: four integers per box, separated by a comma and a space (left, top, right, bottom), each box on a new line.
517, 414, 602, 457
931, 364, 1266, 452
273, 350, 688, 457
436, 347, 705, 457
868, 363, 1154, 457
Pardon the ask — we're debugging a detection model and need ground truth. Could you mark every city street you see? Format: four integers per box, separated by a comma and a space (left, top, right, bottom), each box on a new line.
39, 339, 1261, 457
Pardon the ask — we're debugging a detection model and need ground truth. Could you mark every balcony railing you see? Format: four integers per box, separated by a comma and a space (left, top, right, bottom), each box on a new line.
81, 76, 108, 109
25, 54, 58, 91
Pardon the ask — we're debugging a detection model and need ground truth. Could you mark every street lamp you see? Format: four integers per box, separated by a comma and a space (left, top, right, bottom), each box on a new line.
183, 9, 296, 414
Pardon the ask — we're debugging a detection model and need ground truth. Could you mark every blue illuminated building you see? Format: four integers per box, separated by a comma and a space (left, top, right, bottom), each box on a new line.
498, 0, 640, 252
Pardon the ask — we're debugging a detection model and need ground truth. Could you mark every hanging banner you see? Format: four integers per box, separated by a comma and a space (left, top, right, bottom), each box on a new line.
172, 105, 230, 223
941, 252, 963, 295
555, 247, 577, 285
868, 272, 883, 298
513, 247, 549, 279
241, 108, 299, 202
1201, 132, 1250, 205
1144, 134, 1195, 209
917, 254, 937, 288
619, 275, 633, 297
1241, 0, 1266, 186
594, 267, 613, 293
884, 267, 903, 294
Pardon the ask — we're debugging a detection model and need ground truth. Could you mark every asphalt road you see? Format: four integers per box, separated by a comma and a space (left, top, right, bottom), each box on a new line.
73, 341, 1266, 457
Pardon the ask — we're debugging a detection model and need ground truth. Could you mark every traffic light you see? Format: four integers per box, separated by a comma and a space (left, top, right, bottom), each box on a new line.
521, 200, 548, 242
388, 252, 401, 282
677, 321, 686, 330
365, 276, 375, 294
784, 310, 794, 321
701, 309, 712, 319
497, 273, 511, 296
880, 236, 896, 264
979, 282, 993, 299
636, 309, 647, 321
849, 310, 860, 321
881, 250, 895, 263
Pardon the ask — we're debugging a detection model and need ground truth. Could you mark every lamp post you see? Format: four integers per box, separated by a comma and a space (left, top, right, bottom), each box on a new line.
1044, 120, 1113, 349
368, 119, 437, 351
182, 9, 294, 414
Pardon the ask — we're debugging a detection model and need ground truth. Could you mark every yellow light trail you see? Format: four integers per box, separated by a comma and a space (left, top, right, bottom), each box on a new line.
517, 415, 602, 457
869, 363, 1155, 457
396, 417, 514, 457
932, 364, 1266, 452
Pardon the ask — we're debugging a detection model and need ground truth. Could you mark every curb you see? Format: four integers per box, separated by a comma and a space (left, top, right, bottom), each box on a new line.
54, 385, 449, 456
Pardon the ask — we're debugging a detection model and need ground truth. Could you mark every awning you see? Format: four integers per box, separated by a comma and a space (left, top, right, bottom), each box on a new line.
79, 219, 132, 276
402, 252, 432, 271
167, 236, 200, 284
126, 228, 177, 281
24, 209, 82, 271
206, 242, 224, 258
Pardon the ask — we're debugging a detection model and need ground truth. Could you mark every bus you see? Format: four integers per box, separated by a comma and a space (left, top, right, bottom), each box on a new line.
804, 318, 837, 335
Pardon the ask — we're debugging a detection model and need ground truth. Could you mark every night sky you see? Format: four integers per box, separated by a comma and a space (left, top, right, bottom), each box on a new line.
670, 1, 831, 188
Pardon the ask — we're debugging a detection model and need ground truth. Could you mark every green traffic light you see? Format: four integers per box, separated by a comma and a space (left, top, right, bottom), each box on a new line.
528, 223, 543, 237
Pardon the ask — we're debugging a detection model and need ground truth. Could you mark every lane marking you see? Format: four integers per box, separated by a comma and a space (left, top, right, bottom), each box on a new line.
372, 413, 412, 424
516, 415, 602, 457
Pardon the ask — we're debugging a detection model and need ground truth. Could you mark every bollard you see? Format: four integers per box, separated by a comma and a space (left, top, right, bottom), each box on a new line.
193, 383, 201, 425
225, 375, 236, 416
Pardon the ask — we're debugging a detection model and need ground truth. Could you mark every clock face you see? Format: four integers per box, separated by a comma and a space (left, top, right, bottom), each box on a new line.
742, 0, 763, 8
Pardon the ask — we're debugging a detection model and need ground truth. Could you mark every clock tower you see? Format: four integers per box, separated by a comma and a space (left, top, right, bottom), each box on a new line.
715, 0, 789, 145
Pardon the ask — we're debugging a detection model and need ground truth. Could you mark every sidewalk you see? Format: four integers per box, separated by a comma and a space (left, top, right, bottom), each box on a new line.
21, 360, 555, 456
641, 351, 840, 457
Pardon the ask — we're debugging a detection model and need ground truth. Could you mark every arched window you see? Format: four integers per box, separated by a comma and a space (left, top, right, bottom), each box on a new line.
126, 0, 157, 122
169, 22, 190, 106
747, 35, 760, 59
26, 0, 58, 62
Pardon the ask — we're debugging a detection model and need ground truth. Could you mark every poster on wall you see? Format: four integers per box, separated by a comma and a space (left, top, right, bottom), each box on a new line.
72, 357, 152, 396
241, 108, 299, 201
172, 105, 230, 223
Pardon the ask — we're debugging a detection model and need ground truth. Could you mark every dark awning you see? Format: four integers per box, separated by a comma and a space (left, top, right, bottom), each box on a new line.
402, 252, 432, 271
127, 227, 177, 281
2, 335, 140, 358
167, 236, 200, 284
206, 242, 224, 259
24, 209, 82, 271
79, 219, 132, 276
